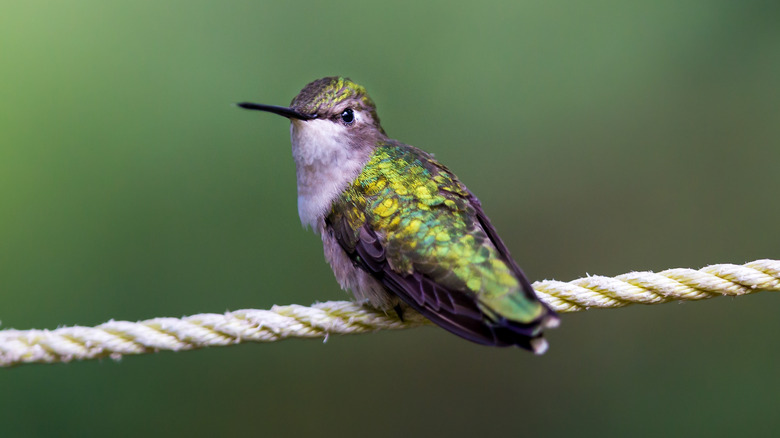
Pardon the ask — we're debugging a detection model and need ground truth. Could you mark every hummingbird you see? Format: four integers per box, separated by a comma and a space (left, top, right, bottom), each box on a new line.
238, 77, 558, 353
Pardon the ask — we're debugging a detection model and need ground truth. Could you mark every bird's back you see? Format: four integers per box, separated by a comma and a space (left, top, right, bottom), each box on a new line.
326, 141, 555, 350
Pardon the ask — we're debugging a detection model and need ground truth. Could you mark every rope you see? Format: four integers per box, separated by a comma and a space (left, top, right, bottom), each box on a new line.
533, 259, 780, 312
1, 258, 778, 367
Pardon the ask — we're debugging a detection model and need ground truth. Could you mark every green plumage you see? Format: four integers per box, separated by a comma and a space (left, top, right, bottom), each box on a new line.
328, 141, 546, 326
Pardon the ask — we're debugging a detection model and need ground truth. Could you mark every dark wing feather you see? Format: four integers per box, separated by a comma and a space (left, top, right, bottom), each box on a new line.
327, 218, 544, 350
384, 263, 540, 351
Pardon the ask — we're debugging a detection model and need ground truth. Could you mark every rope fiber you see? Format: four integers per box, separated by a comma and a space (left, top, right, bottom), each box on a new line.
1, 259, 778, 367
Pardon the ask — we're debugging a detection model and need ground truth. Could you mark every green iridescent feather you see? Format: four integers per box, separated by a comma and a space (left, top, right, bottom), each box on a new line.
327, 141, 547, 326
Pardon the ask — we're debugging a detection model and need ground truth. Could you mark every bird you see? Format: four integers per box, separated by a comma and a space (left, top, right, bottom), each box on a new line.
238, 77, 558, 353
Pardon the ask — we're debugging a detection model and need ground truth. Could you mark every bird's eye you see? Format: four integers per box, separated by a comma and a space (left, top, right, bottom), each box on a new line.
340, 108, 355, 125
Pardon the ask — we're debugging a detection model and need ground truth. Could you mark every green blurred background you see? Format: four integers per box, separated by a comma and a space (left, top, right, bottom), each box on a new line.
1, 1, 779, 436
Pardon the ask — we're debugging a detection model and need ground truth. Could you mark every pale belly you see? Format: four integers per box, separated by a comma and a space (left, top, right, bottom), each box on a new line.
319, 223, 398, 310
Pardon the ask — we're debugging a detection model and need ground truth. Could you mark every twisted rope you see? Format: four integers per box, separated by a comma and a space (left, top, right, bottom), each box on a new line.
1, 259, 778, 367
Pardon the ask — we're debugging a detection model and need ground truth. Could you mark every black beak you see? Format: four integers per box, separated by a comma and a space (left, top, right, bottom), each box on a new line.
236, 102, 315, 120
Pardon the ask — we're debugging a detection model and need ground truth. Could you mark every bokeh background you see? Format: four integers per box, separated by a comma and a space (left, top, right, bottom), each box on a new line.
1, 1, 779, 436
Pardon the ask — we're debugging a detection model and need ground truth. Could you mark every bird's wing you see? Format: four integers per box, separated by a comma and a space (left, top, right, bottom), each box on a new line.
329, 212, 531, 348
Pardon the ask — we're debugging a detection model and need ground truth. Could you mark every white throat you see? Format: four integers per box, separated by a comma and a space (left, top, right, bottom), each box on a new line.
290, 119, 370, 232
